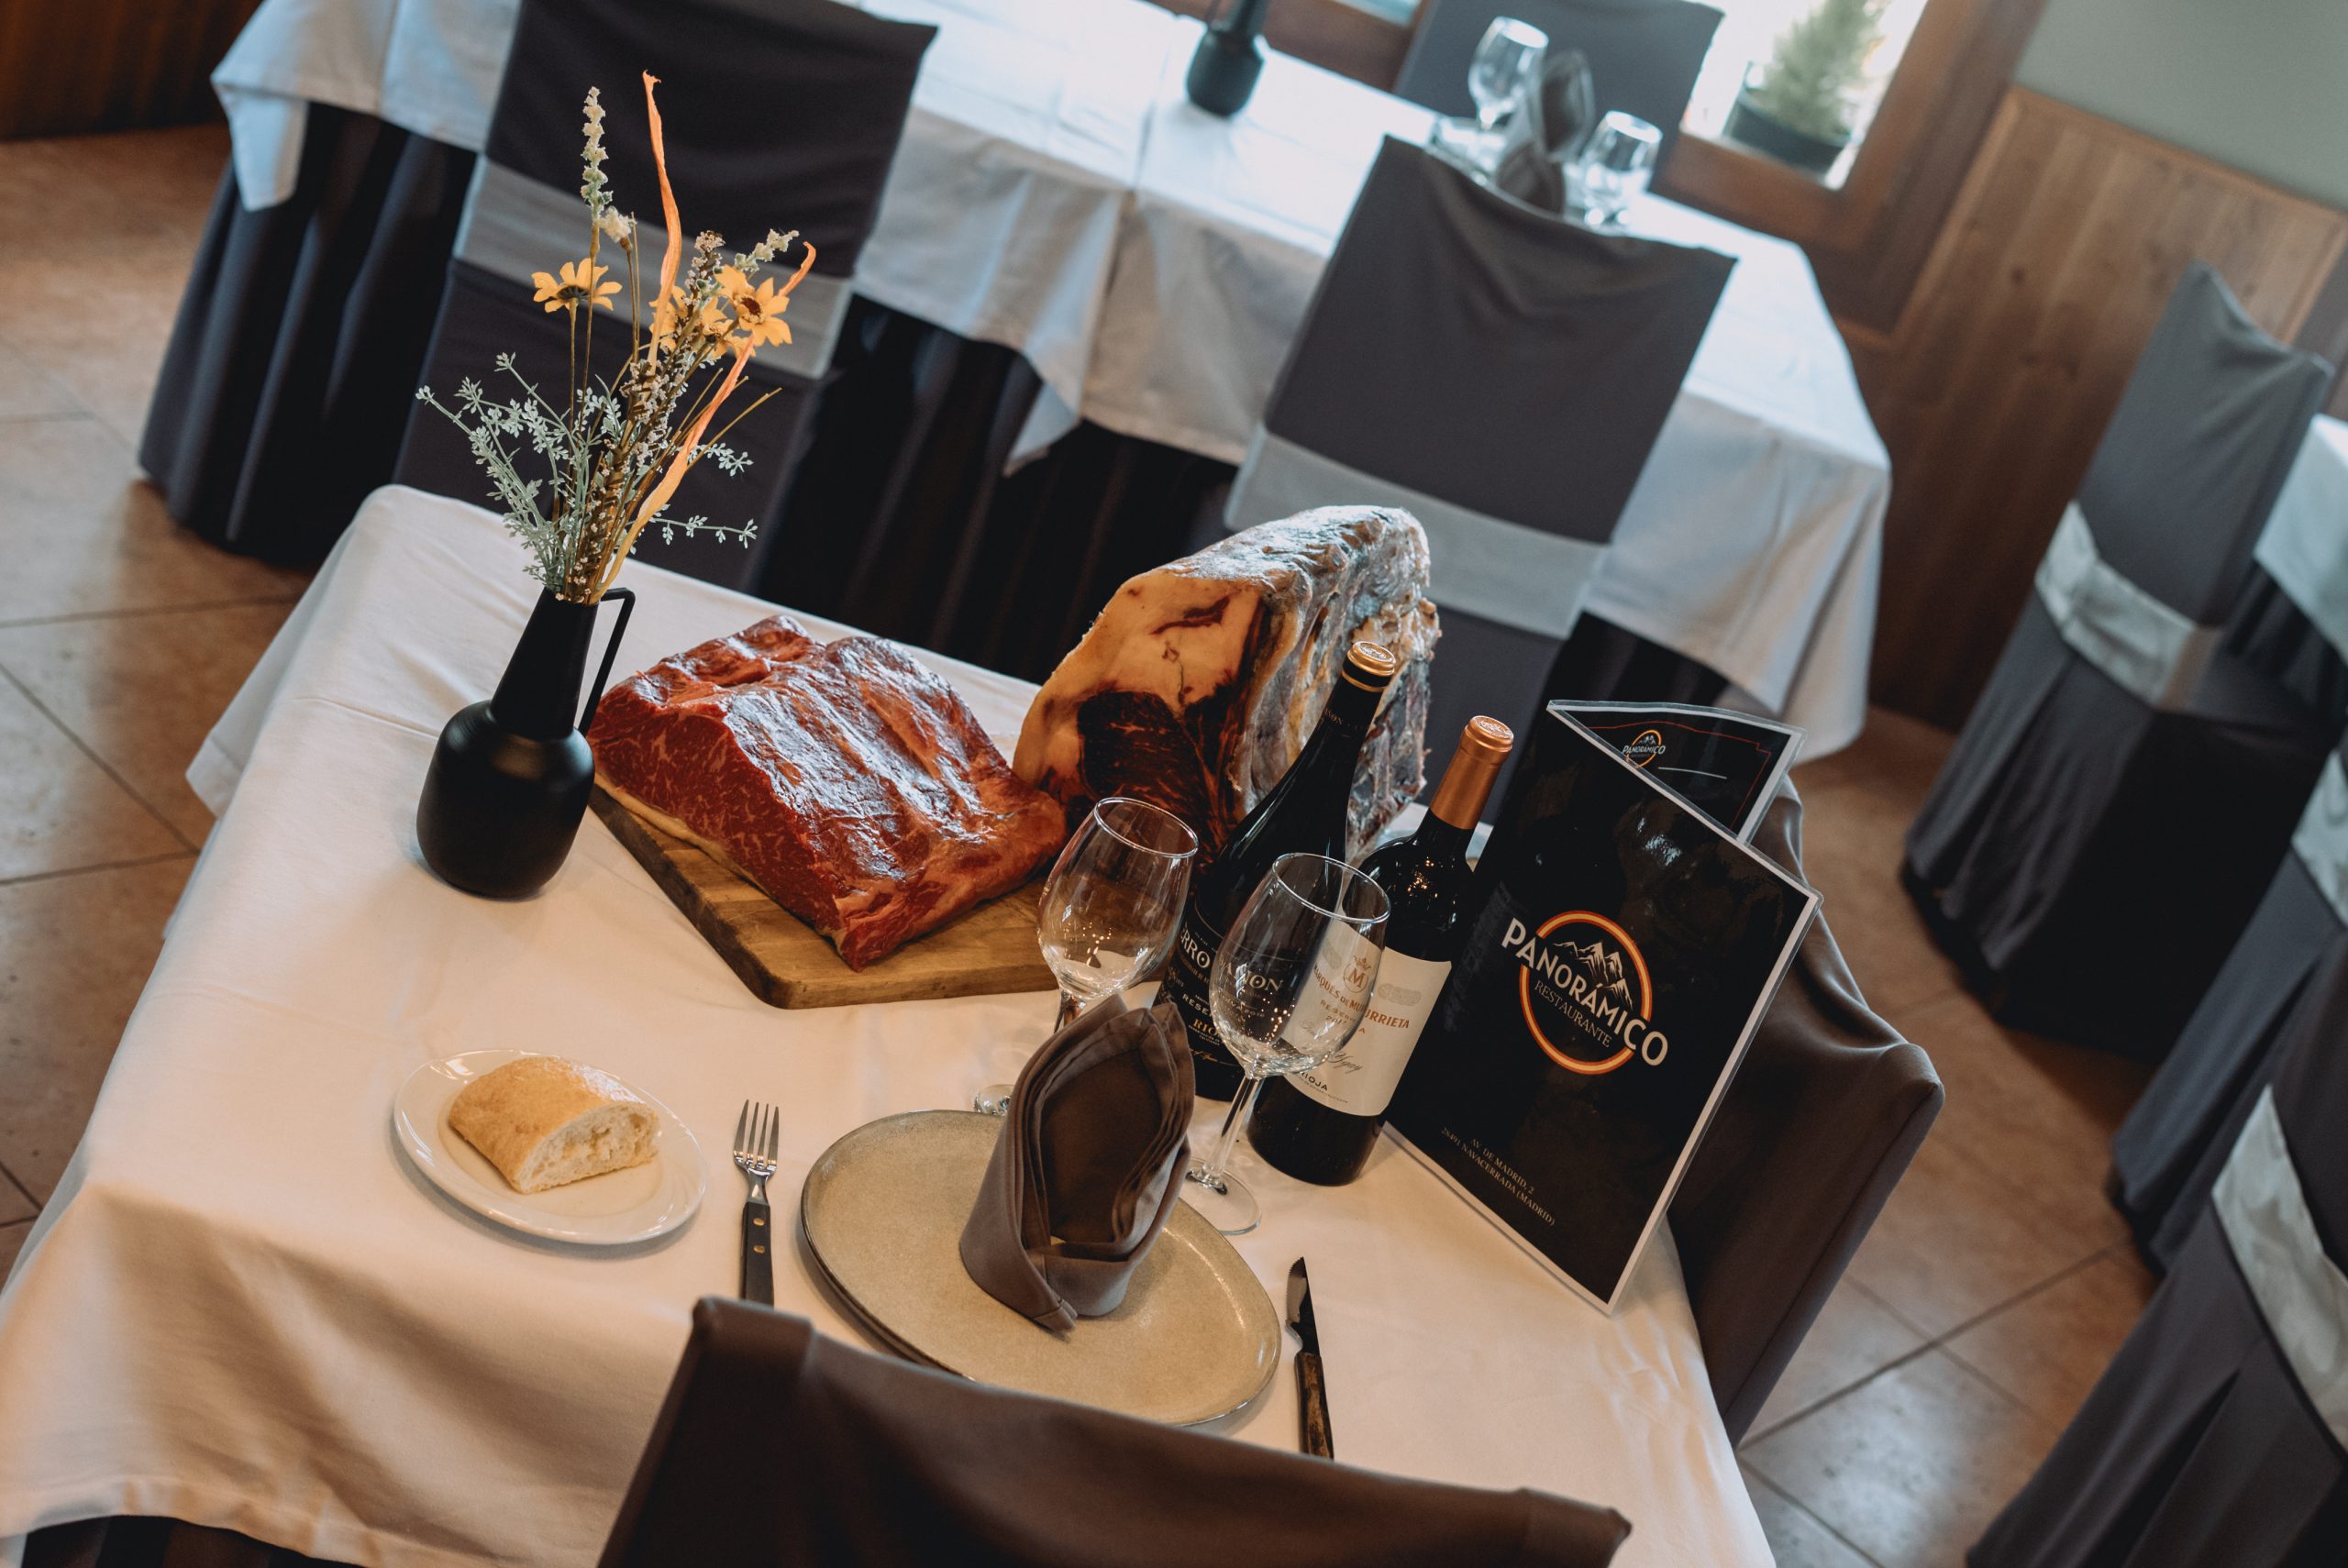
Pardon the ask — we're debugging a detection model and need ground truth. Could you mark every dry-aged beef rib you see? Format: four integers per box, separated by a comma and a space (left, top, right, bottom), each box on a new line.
590, 616, 1066, 969
1014, 507, 1440, 858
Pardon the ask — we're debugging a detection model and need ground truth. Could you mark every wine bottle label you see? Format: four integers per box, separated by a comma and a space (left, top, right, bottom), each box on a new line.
1163, 908, 1238, 1087
1289, 949, 1453, 1117
1275, 923, 1382, 1059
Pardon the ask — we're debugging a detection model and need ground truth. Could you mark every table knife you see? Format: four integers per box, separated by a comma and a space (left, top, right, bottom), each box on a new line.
1287, 1257, 1334, 1459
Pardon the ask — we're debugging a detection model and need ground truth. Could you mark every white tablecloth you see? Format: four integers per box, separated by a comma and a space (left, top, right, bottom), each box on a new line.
212, 0, 1178, 458
207, 0, 1887, 754
0, 490, 1767, 1568
2257, 414, 2348, 667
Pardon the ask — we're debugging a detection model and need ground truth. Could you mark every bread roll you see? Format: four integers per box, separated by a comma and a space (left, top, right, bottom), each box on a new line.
448, 1056, 659, 1194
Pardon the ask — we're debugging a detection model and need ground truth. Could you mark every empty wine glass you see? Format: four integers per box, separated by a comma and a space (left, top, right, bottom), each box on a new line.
1468, 17, 1548, 136
973, 797, 1198, 1116
1573, 111, 1662, 227
1183, 853, 1388, 1234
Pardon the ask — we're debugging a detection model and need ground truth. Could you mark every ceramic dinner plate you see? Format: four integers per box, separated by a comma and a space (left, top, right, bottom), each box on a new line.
800, 1110, 1280, 1426
392, 1050, 705, 1245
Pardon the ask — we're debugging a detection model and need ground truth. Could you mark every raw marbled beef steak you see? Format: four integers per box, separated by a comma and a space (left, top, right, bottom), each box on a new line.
1014, 507, 1440, 858
591, 616, 1066, 969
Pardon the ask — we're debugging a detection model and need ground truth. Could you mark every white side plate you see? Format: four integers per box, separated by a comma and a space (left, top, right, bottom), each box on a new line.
392, 1050, 705, 1245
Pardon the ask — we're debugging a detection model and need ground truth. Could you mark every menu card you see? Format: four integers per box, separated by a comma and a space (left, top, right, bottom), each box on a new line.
1385, 704, 1817, 1313
1550, 701, 1800, 841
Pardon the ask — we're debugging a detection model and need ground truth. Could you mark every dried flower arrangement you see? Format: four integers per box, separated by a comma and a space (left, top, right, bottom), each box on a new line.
416, 74, 813, 603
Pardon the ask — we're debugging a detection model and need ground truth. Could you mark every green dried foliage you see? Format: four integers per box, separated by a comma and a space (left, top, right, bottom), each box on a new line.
1745, 0, 1884, 142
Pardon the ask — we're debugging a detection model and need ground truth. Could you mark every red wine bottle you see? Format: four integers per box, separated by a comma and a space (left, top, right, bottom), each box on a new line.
1248, 716, 1515, 1183
1160, 641, 1401, 1099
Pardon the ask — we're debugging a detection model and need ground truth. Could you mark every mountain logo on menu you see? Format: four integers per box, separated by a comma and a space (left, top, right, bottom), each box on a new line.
1621, 728, 1668, 767
1501, 911, 1667, 1074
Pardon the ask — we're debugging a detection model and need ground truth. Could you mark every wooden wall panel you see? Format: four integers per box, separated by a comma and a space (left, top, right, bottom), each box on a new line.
1856, 88, 2348, 727
0, 0, 258, 140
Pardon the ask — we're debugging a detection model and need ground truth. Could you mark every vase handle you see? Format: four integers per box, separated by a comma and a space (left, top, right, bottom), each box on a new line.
578, 587, 637, 734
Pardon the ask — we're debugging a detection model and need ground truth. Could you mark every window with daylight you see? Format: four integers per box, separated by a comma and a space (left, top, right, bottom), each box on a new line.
1688, 0, 1931, 187
1333, 0, 1933, 190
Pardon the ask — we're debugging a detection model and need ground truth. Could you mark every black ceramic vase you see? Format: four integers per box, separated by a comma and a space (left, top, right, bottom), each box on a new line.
1186, 0, 1271, 117
417, 587, 637, 899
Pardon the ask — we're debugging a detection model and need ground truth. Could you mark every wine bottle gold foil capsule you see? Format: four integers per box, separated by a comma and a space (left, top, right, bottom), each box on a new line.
1341, 640, 1401, 690
1430, 716, 1515, 829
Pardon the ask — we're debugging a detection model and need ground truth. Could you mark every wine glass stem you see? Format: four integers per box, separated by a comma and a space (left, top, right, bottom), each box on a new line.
1198, 1070, 1268, 1187
1054, 988, 1083, 1031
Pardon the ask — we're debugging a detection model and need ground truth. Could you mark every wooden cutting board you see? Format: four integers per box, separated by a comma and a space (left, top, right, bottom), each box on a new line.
589, 788, 1054, 1010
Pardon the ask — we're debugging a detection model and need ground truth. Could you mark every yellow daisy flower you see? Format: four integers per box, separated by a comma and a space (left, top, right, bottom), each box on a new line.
651, 285, 727, 349
718, 265, 792, 349
528, 257, 620, 314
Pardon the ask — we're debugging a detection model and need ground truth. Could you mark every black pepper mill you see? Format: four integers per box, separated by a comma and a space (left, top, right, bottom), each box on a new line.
1185, 0, 1272, 117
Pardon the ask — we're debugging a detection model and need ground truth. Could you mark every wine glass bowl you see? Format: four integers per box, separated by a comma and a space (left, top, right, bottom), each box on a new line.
1036, 796, 1198, 1016
1468, 17, 1549, 135
1184, 853, 1389, 1233
975, 797, 1198, 1116
1572, 111, 1662, 227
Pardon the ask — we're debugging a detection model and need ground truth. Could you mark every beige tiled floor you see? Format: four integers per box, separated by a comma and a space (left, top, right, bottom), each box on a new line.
0, 125, 307, 1275
0, 127, 2160, 1567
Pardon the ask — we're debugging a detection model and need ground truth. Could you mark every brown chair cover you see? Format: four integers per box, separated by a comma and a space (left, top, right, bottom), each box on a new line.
393, 0, 934, 590
1668, 785, 1944, 1441
1230, 139, 1733, 804
1905, 265, 2337, 1057
599, 1299, 1633, 1567
2227, 566, 2348, 721
139, 107, 477, 565
2108, 756, 2348, 1269
1971, 960, 2348, 1567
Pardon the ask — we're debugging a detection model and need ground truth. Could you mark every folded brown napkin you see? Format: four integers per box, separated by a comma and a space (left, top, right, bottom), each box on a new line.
959, 995, 1195, 1331
1495, 49, 1597, 215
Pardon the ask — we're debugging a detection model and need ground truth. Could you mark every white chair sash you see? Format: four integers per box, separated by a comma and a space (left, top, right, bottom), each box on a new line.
2293, 751, 2348, 930
1227, 427, 1608, 639
454, 160, 849, 381
2213, 1086, 2348, 1448
2033, 502, 2224, 712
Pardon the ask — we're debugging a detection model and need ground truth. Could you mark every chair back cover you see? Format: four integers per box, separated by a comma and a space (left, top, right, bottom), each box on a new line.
1668, 786, 1943, 1441
2109, 736, 2348, 1268
1395, 0, 1722, 168
393, 0, 933, 585
1972, 942, 2348, 1566
599, 1300, 1634, 1568
1229, 138, 1728, 662
2076, 262, 2331, 625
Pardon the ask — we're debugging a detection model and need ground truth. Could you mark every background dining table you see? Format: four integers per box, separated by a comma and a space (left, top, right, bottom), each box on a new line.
2255, 414, 2348, 675
202, 0, 1891, 756
0, 486, 1771, 1568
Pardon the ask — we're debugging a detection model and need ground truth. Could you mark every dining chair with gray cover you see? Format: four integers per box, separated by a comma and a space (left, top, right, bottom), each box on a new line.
1395, 0, 1722, 170
1224, 138, 1731, 793
1970, 954, 2348, 1566
2108, 730, 2348, 1271
1671, 783, 1943, 1441
392, 0, 934, 590
596, 1299, 1634, 1566
1903, 263, 2335, 1058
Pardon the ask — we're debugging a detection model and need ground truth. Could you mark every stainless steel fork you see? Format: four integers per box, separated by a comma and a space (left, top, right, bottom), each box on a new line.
733, 1101, 780, 1306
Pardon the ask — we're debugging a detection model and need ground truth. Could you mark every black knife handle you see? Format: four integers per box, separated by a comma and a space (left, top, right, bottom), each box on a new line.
740, 1196, 774, 1306
1296, 1350, 1334, 1459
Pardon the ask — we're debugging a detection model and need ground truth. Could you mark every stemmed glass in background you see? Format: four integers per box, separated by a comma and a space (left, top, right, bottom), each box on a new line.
1431, 17, 1546, 175
974, 796, 1197, 1116
1468, 17, 1548, 134
1183, 853, 1389, 1235
1572, 111, 1662, 227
